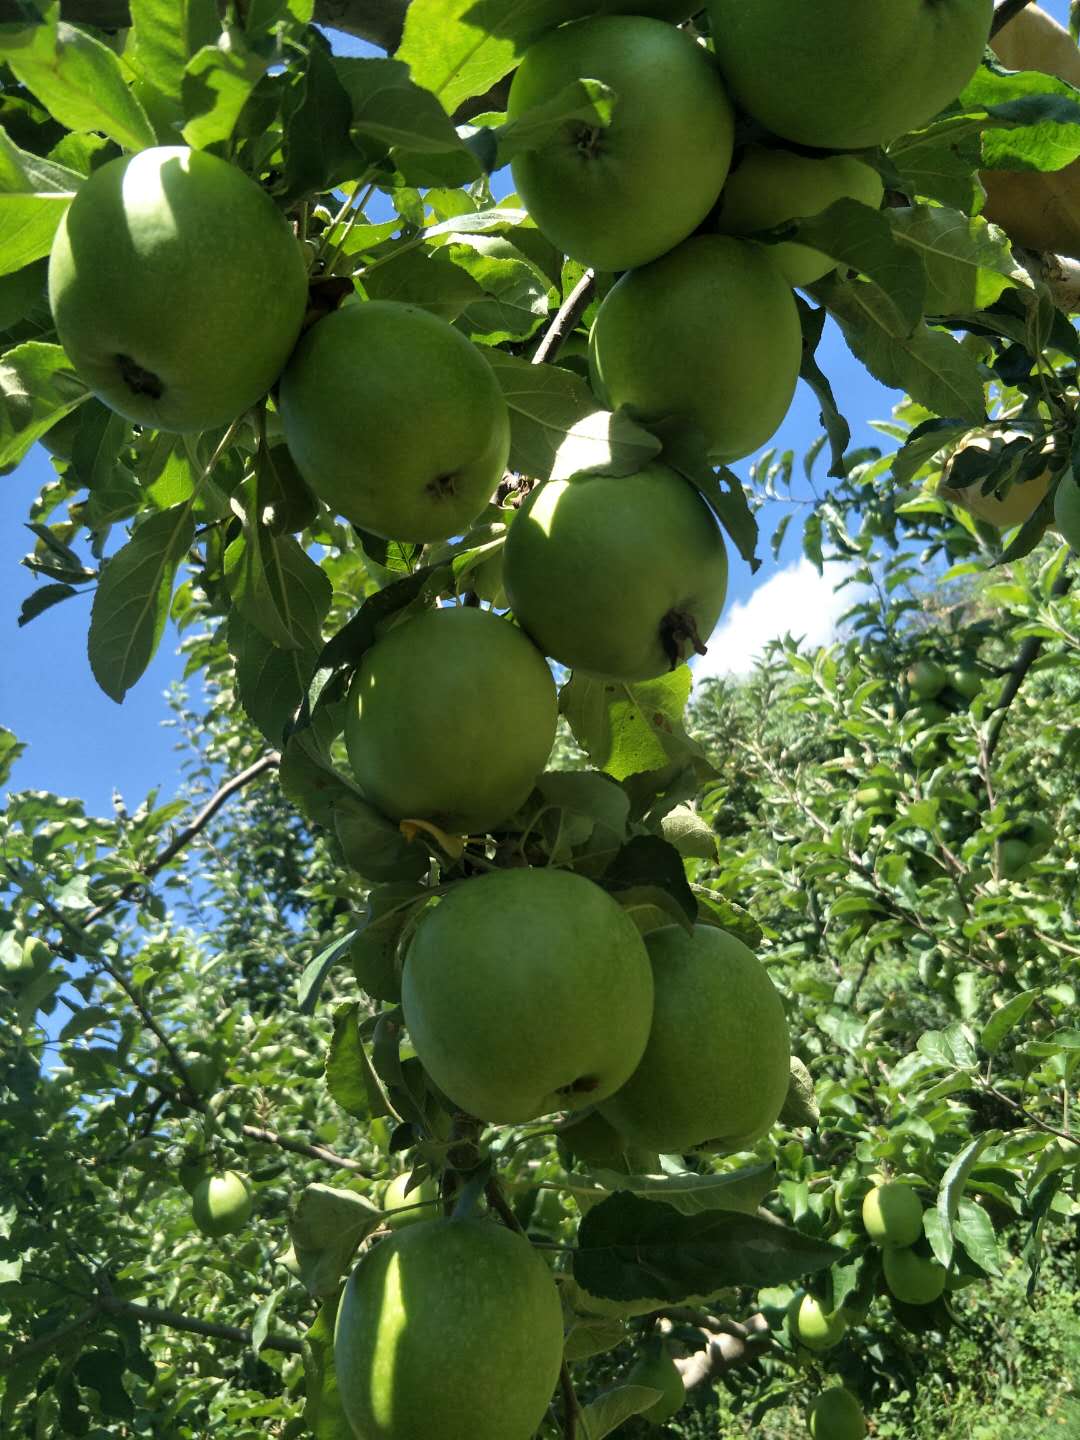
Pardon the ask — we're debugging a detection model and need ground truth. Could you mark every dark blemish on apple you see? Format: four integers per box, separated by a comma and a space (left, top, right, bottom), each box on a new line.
559, 1075, 601, 1096
571, 124, 604, 160
116, 354, 164, 400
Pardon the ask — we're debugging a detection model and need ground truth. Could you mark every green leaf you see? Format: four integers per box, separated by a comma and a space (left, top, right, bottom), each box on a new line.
1, 19, 156, 153
573, 1191, 842, 1305
336, 56, 478, 160
953, 1198, 1002, 1276
361, 245, 486, 322
88, 504, 194, 703
602, 833, 696, 927
224, 509, 332, 653
560, 667, 711, 783
935, 1132, 998, 1268
326, 1001, 378, 1119
562, 1314, 627, 1363
281, 42, 372, 203
182, 31, 268, 149
888, 204, 1027, 315
18, 581, 77, 627
302, 1296, 353, 1440
487, 349, 661, 483
449, 235, 552, 342
815, 273, 986, 425
657, 422, 759, 571
778, 1057, 819, 1129
296, 927, 357, 1014
579, 1385, 664, 1440
586, 1163, 776, 1217
980, 988, 1041, 1056
962, 63, 1080, 172
889, 125, 984, 209
0, 340, 86, 468
0, 125, 81, 277
228, 612, 319, 744
332, 790, 430, 885
395, 0, 573, 115
916, 1023, 979, 1071
347, 884, 429, 1003
795, 297, 850, 479
290, 1183, 380, 1297
793, 197, 926, 333
128, 0, 220, 102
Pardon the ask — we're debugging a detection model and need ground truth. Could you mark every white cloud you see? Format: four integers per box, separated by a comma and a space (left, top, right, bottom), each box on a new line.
693, 557, 861, 682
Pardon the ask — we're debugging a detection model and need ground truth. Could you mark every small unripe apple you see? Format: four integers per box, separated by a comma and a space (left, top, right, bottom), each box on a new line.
190, 1170, 253, 1237
49, 146, 308, 432
382, 1172, 440, 1229
790, 1292, 847, 1351
715, 145, 884, 287
861, 1182, 924, 1247
626, 1342, 686, 1424
906, 659, 949, 701
1054, 471, 1080, 549
882, 1246, 947, 1305
806, 1386, 867, 1439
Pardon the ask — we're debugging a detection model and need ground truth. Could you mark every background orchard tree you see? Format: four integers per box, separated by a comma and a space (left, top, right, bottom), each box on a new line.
0, 0, 1079, 1437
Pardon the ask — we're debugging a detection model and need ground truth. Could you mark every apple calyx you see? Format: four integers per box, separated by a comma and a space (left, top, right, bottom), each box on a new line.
660, 606, 708, 669
117, 353, 164, 400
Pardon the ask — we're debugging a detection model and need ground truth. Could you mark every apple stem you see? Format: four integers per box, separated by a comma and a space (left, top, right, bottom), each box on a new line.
560, 1360, 578, 1440
659, 607, 708, 670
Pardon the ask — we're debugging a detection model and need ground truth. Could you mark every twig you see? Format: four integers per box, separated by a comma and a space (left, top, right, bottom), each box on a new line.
102, 1298, 304, 1355
484, 1176, 526, 1233
241, 1123, 372, 1174
0, 1304, 101, 1372
981, 1082, 1075, 1142
991, 0, 1036, 39
986, 567, 1074, 762
531, 271, 596, 367
560, 1360, 578, 1440
82, 752, 280, 926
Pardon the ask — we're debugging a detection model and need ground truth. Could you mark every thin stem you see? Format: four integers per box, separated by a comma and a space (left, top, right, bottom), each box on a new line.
985, 568, 1074, 763
241, 1123, 372, 1174
104, 1298, 304, 1355
991, 0, 1034, 38
531, 271, 595, 367
560, 1361, 578, 1440
83, 753, 280, 926
321, 179, 378, 272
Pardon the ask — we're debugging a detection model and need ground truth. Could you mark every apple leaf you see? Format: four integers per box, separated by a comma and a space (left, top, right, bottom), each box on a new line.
448, 236, 554, 342
88, 504, 195, 704
182, 33, 268, 150
795, 297, 851, 480
601, 834, 696, 928
228, 611, 320, 744
486, 350, 660, 484
813, 273, 986, 425
2, 19, 157, 154
574, 1192, 843, 1304
888, 205, 1028, 316
961, 65, 1080, 172
778, 1058, 819, 1130
337, 56, 479, 159
128, 0, 221, 103
579, 1385, 665, 1440
586, 1163, 777, 1218
224, 498, 332, 653
301, 1295, 354, 1440
290, 1184, 380, 1297
793, 197, 927, 335
326, 1001, 393, 1119
562, 1314, 627, 1363
296, 929, 358, 1015
889, 124, 984, 211
0, 341, 87, 468
560, 667, 711, 784
980, 987, 1041, 1055
347, 884, 431, 1004
935, 1132, 999, 1268
362, 245, 487, 321
0, 126, 81, 278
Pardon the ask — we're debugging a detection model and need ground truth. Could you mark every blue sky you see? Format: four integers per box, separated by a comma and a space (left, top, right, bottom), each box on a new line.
1, 3, 1070, 815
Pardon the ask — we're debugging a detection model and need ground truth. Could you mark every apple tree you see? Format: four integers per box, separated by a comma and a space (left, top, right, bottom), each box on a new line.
0, 0, 1078, 1436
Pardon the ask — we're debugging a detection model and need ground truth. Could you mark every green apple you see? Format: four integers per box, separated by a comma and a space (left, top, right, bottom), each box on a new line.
715, 146, 884, 287
190, 1170, 253, 1237
503, 463, 728, 680
335, 1218, 563, 1440
402, 867, 654, 1124
861, 1182, 924, 1247
998, 815, 1053, 878
382, 1172, 440, 1229
906, 659, 948, 700
507, 16, 734, 271
882, 1246, 947, 1305
937, 430, 1054, 529
49, 146, 307, 432
708, 0, 994, 149
1054, 471, 1080, 549
806, 1386, 867, 1439
280, 300, 509, 542
790, 1292, 848, 1351
949, 663, 986, 700
588, 235, 801, 462
598, 925, 789, 1153
556, 1110, 660, 1175
626, 1342, 686, 1424
344, 606, 557, 835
